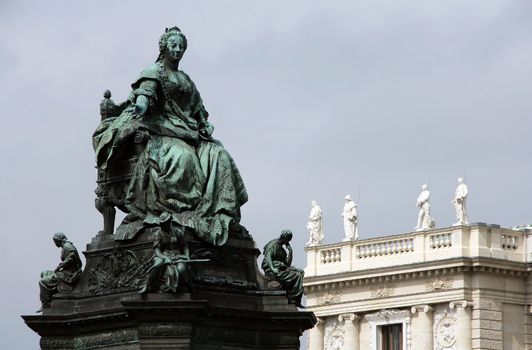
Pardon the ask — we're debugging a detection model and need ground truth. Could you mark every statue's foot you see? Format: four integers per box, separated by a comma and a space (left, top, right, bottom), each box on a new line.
296, 302, 306, 309
35, 307, 43, 313
139, 286, 148, 295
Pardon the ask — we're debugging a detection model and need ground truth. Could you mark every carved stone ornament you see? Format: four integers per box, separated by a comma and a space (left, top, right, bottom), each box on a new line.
338, 313, 358, 322
365, 309, 411, 350
327, 328, 344, 350
41, 329, 138, 349
138, 323, 192, 337
432, 305, 458, 350
435, 313, 456, 349
318, 290, 342, 305
324, 320, 345, 350
88, 250, 149, 295
370, 282, 396, 297
425, 277, 453, 292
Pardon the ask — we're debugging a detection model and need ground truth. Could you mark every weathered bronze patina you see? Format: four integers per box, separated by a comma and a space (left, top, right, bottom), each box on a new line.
262, 230, 305, 308
93, 26, 247, 245
23, 27, 315, 349
37, 233, 82, 312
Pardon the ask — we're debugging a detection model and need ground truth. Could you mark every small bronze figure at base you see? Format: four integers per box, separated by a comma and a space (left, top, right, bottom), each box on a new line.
37, 233, 82, 312
139, 213, 189, 295
262, 230, 305, 308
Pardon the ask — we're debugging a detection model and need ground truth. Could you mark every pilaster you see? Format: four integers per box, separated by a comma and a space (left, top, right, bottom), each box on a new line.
450, 300, 473, 350
410, 305, 433, 350
338, 313, 359, 350
308, 317, 324, 350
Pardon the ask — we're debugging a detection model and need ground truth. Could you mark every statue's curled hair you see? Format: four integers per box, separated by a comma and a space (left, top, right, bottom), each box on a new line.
53, 232, 67, 242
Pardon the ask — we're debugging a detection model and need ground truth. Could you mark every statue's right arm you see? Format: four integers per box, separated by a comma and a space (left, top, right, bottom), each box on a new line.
55, 249, 75, 272
129, 78, 159, 118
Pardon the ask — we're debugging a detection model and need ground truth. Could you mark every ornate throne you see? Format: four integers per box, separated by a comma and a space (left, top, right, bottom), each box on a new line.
94, 89, 145, 236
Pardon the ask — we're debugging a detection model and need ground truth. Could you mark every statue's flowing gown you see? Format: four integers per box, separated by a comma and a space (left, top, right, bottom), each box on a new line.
93, 63, 247, 245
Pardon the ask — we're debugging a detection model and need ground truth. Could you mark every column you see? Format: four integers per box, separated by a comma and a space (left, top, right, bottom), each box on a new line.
339, 313, 359, 349
308, 317, 324, 350
450, 300, 473, 350
410, 305, 433, 350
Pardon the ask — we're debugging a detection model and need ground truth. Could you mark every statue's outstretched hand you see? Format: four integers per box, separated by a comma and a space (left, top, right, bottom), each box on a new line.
133, 103, 147, 118
129, 95, 149, 119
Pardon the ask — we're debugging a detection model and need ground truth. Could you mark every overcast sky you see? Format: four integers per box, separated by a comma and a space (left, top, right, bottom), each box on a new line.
1, 1, 531, 348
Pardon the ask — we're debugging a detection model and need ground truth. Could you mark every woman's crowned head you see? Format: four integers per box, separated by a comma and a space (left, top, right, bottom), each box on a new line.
156, 27, 188, 62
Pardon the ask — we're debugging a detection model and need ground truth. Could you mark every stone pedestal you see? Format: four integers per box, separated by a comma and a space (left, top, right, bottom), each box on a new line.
23, 231, 315, 349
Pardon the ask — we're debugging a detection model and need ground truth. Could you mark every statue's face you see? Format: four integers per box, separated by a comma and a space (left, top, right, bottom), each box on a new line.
165, 34, 185, 62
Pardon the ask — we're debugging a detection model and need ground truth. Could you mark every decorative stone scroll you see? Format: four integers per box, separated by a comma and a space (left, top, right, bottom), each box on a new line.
318, 290, 342, 305
424, 277, 453, 292
370, 282, 396, 297
338, 313, 358, 322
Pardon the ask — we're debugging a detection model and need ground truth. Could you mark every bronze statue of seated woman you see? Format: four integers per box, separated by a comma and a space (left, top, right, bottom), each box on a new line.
92, 27, 248, 246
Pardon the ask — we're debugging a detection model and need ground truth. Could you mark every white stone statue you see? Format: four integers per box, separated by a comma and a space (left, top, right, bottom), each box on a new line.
415, 184, 435, 231
452, 177, 469, 226
342, 195, 358, 241
306, 200, 324, 246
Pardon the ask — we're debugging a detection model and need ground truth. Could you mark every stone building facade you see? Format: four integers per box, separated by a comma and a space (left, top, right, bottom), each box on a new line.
304, 223, 532, 350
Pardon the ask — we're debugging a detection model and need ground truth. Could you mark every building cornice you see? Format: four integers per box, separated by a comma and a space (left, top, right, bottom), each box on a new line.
304, 256, 527, 293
